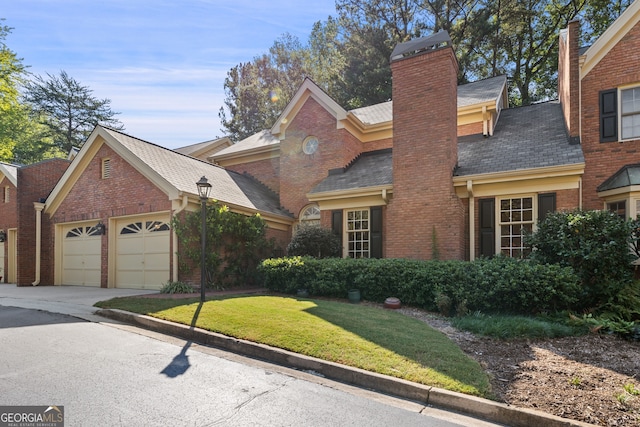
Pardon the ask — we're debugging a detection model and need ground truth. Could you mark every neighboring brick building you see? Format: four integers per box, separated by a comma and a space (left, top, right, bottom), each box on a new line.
0, 162, 19, 283
5, 2, 640, 289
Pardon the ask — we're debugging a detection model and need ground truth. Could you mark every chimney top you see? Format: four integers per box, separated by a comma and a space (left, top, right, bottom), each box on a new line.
390, 31, 452, 62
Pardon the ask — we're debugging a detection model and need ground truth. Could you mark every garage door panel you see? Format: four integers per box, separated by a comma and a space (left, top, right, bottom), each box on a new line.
116, 218, 169, 289
61, 224, 101, 287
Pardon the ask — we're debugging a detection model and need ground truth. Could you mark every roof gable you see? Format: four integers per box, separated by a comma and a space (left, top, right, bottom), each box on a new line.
271, 78, 347, 138
0, 162, 19, 187
44, 126, 292, 219
581, 1, 640, 77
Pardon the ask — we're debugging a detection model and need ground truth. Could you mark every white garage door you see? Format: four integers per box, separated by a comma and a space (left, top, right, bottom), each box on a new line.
116, 218, 170, 290
62, 224, 102, 286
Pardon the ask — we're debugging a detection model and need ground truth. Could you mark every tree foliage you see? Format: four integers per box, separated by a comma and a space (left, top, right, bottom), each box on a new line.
0, 21, 28, 163
171, 201, 278, 289
22, 70, 124, 154
219, 1, 631, 139
286, 225, 341, 258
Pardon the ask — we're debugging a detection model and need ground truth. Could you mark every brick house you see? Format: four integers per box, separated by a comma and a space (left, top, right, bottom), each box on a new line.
5, 1, 640, 289
0, 162, 19, 283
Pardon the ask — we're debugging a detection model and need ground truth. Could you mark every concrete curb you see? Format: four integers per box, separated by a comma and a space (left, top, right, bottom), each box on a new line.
96, 308, 596, 427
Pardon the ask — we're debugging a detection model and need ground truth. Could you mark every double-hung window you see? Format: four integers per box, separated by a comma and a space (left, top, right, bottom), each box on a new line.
600, 85, 640, 142
621, 87, 640, 140
499, 196, 534, 258
346, 209, 369, 258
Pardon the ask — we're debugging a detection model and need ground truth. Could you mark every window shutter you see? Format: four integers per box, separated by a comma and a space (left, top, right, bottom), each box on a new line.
600, 89, 617, 142
370, 206, 383, 259
538, 193, 556, 223
479, 198, 495, 257
331, 210, 343, 255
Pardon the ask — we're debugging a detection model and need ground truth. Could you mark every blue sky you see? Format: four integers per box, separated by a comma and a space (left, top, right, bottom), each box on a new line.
3, 0, 337, 148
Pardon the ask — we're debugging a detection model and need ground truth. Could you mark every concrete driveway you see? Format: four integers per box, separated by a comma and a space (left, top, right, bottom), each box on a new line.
0, 284, 156, 320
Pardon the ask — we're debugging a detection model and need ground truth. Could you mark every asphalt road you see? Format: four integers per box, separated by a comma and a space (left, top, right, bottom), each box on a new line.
0, 306, 501, 427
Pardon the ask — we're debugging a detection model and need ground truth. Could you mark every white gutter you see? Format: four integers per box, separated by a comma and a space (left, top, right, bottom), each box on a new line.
32, 202, 45, 286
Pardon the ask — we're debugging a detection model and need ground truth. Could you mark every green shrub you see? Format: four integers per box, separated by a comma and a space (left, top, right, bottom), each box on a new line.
286, 225, 341, 258
172, 201, 277, 289
259, 256, 580, 315
160, 281, 195, 294
526, 209, 635, 309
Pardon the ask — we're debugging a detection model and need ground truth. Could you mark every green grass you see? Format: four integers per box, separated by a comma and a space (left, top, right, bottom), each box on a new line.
451, 312, 582, 339
96, 295, 491, 397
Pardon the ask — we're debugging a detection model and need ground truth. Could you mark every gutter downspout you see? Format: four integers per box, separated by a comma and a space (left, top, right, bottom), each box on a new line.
171, 195, 189, 282
467, 180, 475, 261
32, 202, 45, 286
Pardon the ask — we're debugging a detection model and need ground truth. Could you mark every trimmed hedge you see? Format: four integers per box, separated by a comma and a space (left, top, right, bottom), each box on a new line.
258, 256, 580, 315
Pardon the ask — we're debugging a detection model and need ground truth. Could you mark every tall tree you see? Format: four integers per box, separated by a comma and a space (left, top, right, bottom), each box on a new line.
22, 70, 123, 153
0, 21, 26, 162
0, 21, 66, 164
219, 34, 310, 141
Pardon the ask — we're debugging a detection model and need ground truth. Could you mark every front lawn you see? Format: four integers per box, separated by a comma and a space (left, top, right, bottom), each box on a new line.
95, 294, 491, 397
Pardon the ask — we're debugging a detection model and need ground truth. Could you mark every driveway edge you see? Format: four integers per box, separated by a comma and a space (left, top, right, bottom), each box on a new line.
96, 308, 595, 427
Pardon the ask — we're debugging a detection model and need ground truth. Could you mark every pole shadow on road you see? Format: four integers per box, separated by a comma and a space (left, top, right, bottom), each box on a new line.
160, 301, 203, 378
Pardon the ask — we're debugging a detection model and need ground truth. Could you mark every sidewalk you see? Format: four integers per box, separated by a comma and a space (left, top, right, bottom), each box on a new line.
0, 284, 597, 427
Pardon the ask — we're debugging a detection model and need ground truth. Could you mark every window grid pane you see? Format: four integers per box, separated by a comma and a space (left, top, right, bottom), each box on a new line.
499, 197, 534, 258
346, 209, 370, 258
621, 87, 640, 140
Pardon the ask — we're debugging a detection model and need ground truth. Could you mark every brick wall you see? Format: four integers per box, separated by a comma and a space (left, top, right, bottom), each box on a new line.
16, 159, 70, 286
51, 142, 172, 287
580, 22, 640, 210
225, 157, 280, 194
279, 97, 364, 218
457, 122, 483, 137
0, 177, 18, 283
386, 46, 466, 260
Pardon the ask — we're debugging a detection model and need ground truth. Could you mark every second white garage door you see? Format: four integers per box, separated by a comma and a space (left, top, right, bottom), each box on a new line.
61, 224, 102, 286
115, 218, 170, 290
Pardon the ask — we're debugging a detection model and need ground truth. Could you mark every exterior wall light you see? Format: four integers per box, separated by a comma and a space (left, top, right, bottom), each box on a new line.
95, 221, 106, 235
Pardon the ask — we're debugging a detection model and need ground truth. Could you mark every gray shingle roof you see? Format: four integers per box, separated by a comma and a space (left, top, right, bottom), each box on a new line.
102, 128, 291, 218
214, 130, 279, 157
456, 101, 584, 176
457, 76, 507, 108
310, 150, 392, 194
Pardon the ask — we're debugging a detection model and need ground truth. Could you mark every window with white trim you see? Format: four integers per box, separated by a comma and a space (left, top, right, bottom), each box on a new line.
296, 204, 320, 231
346, 209, 369, 258
622, 87, 640, 140
499, 196, 534, 258
607, 200, 627, 219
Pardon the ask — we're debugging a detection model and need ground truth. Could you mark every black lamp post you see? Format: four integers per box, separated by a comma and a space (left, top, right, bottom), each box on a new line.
196, 176, 212, 302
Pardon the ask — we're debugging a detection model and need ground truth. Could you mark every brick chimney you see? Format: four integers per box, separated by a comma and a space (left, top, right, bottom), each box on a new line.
386, 32, 465, 260
558, 20, 581, 144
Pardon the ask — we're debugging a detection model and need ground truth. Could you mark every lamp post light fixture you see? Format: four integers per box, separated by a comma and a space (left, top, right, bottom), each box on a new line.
0, 230, 5, 243
196, 176, 212, 302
